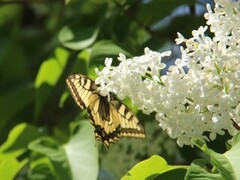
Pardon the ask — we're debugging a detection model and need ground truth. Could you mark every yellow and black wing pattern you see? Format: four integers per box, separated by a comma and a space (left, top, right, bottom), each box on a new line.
66, 74, 145, 146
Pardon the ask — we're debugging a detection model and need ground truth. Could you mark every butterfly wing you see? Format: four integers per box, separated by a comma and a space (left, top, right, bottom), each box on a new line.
87, 93, 122, 147
88, 94, 145, 146
66, 73, 145, 147
66, 74, 98, 109
110, 100, 145, 139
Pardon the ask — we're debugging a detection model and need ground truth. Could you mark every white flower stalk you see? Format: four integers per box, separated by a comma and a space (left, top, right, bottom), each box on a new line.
95, 0, 240, 146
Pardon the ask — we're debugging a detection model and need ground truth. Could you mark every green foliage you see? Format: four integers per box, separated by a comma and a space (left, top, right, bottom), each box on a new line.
185, 159, 222, 180
59, 26, 99, 50
90, 41, 131, 63
189, 133, 240, 179
64, 121, 99, 180
99, 121, 182, 178
0, 0, 235, 179
0, 123, 42, 158
28, 121, 98, 180
0, 123, 42, 179
0, 121, 98, 179
34, 47, 69, 118
122, 155, 187, 180
29, 137, 72, 179
121, 133, 240, 179
0, 158, 28, 180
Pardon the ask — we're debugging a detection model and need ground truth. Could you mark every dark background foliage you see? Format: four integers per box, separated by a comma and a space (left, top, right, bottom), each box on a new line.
0, 0, 221, 179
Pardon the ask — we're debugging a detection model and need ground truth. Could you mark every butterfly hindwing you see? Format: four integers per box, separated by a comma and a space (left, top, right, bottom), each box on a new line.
111, 100, 145, 139
87, 93, 121, 146
66, 73, 145, 146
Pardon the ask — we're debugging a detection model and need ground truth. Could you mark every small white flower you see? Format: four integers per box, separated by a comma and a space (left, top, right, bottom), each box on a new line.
105, 57, 113, 67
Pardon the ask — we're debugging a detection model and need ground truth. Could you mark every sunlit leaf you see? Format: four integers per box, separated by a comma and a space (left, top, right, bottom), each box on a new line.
64, 120, 99, 180
122, 155, 187, 180
0, 123, 41, 180
34, 47, 69, 119
35, 47, 69, 88
0, 158, 28, 180
0, 123, 42, 158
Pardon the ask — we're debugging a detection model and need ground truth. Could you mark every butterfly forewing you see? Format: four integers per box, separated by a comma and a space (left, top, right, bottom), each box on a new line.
66, 74, 98, 109
66, 73, 145, 147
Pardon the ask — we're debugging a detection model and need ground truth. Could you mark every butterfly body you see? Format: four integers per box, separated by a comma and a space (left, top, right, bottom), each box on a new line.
66, 74, 145, 146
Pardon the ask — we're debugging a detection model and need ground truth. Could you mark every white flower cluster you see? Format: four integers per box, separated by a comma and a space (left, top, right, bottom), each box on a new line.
95, 0, 240, 146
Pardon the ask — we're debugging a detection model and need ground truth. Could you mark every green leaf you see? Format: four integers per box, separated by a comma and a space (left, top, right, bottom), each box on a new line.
0, 123, 41, 180
226, 132, 240, 178
29, 121, 98, 180
193, 132, 240, 179
58, 26, 99, 50
0, 158, 28, 180
90, 41, 131, 64
35, 47, 69, 88
185, 159, 222, 180
122, 155, 188, 180
137, 0, 195, 25
71, 50, 91, 75
64, 120, 99, 180
153, 168, 188, 180
34, 47, 69, 119
59, 91, 69, 108
28, 155, 55, 180
0, 123, 42, 158
29, 137, 71, 179
0, 5, 21, 26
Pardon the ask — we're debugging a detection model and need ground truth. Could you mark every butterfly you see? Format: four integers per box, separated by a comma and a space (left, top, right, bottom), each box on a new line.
66, 74, 145, 146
